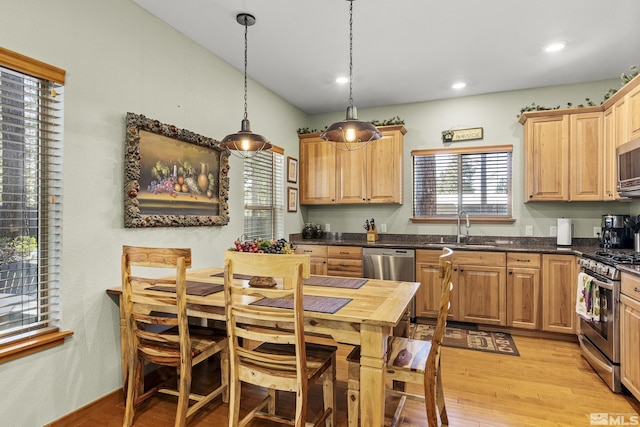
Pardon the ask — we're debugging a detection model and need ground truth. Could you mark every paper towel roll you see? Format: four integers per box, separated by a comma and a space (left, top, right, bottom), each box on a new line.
557, 218, 572, 246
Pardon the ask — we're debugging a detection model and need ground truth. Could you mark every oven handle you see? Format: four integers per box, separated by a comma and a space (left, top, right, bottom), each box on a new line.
586, 274, 614, 291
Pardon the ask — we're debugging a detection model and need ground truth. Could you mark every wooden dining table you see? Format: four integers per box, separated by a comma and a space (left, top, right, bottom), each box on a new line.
107, 267, 420, 426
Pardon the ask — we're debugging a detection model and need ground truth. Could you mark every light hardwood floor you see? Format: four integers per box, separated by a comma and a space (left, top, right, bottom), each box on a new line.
50, 335, 639, 427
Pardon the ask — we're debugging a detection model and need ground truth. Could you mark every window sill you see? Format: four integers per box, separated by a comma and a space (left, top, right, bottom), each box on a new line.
0, 327, 73, 364
410, 216, 516, 224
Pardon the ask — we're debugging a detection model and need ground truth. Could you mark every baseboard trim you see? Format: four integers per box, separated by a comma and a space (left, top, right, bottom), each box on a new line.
44, 388, 123, 427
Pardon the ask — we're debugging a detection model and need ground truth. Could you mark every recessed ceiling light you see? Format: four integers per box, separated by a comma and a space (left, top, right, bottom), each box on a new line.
335, 76, 349, 84
544, 42, 566, 53
452, 82, 466, 89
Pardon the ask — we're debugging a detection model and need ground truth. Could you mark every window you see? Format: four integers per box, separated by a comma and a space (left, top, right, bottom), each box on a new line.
0, 47, 70, 359
412, 145, 513, 222
243, 146, 284, 240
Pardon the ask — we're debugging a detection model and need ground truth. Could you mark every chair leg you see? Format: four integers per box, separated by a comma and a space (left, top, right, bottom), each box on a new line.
435, 367, 448, 426
220, 348, 230, 404
228, 377, 241, 427
267, 388, 277, 414
175, 363, 192, 427
123, 357, 141, 427
322, 354, 336, 427
424, 371, 438, 427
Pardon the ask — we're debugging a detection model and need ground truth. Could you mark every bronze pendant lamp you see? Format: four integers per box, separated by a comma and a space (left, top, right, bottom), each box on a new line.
321, 0, 382, 151
221, 13, 272, 159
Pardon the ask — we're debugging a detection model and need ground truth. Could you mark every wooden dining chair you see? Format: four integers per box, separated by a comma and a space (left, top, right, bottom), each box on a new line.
223, 250, 337, 427
347, 247, 453, 427
121, 245, 229, 427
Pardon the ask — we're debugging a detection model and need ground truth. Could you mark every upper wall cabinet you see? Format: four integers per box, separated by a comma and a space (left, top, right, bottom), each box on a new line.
521, 109, 602, 201
519, 74, 640, 202
299, 125, 406, 205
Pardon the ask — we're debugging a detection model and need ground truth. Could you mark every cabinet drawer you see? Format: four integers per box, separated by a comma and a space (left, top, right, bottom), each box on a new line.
507, 253, 541, 268
416, 249, 443, 264
295, 244, 327, 257
621, 272, 640, 302
455, 251, 505, 266
327, 258, 362, 276
327, 246, 362, 259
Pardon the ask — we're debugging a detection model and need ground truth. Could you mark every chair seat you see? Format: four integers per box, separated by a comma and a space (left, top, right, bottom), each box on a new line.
388, 337, 433, 373
137, 326, 227, 366
247, 342, 338, 380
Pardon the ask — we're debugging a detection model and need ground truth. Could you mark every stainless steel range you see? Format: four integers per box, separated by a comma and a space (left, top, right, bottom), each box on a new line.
577, 249, 640, 393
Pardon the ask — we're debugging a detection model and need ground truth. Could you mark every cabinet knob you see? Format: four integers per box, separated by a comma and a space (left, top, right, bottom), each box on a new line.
508, 271, 513, 275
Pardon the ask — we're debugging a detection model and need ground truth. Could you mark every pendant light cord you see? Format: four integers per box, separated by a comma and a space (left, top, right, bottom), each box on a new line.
348, 0, 354, 109
243, 17, 249, 121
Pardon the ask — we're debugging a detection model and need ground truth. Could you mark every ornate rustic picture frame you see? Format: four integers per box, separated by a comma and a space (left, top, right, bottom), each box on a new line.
124, 112, 230, 228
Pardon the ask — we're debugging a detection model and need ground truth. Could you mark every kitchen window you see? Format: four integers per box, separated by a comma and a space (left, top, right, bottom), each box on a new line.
412, 145, 513, 222
0, 47, 71, 361
243, 146, 285, 240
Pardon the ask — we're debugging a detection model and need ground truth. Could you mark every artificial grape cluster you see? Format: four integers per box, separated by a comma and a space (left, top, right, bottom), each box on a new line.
230, 238, 295, 254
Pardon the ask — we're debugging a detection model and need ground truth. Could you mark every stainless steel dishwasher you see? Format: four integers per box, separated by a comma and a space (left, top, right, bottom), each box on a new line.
362, 248, 416, 320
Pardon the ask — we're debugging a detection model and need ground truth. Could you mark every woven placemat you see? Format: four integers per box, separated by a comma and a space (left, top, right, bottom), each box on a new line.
303, 276, 368, 289
250, 295, 352, 314
147, 281, 224, 296
210, 272, 254, 280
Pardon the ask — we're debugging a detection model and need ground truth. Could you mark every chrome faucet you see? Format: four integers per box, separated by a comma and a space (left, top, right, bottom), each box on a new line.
457, 210, 470, 243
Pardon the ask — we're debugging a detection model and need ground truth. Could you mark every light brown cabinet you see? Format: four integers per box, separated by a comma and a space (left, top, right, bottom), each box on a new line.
298, 137, 336, 204
294, 244, 327, 275
294, 244, 362, 277
628, 81, 640, 139
298, 125, 406, 205
415, 250, 458, 319
541, 254, 577, 334
456, 252, 507, 326
620, 272, 640, 401
506, 253, 541, 330
521, 109, 603, 201
415, 250, 505, 325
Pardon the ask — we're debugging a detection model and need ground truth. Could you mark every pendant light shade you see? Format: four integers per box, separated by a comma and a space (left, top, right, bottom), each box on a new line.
321, 0, 381, 151
221, 13, 272, 159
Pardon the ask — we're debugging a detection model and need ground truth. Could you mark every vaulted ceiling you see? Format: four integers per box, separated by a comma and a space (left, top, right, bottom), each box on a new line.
132, 0, 640, 114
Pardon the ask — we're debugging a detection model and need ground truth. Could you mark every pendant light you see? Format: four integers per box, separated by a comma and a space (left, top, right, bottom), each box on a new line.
221, 13, 272, 158
321, 0, 381, 151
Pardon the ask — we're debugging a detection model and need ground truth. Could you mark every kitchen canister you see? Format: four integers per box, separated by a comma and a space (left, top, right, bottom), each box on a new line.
557, 218, 572, 246
635, 233, 640, 252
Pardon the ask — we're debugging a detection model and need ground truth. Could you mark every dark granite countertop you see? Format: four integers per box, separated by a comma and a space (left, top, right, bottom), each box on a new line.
289, 233, 599, 256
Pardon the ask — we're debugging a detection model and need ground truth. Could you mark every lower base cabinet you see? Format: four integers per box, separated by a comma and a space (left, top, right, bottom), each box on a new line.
294, 245, 362, 277
541, 254, 577, 334
620, 273, 640, 400
507, 253, 541, 330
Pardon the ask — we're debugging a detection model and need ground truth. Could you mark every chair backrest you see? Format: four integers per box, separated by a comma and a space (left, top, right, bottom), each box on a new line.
121, 245, 192, 366
425, 247, 454, 371
223, 251, 311, 388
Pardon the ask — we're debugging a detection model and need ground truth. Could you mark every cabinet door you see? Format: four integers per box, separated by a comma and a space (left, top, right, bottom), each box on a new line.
629, 82, 640, 140
415, 250, 457, 319
603, 107, 620, 200
457, 265, 506, 325
569, 112, 603, 200
507, 267, 540, 329
620, 294, 640, 400
299, 137, 336, 204
367, 129, 404, 204
336, 147, 366, 204
309, 258, 328, 275
524, 115, 569, 201
542, 254, 577, 334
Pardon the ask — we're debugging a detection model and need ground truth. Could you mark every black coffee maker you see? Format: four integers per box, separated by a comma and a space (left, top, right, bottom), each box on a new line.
600, 214, 633, 249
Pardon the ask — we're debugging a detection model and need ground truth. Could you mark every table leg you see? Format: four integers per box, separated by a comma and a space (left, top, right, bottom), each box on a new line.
358, 324, 390, 426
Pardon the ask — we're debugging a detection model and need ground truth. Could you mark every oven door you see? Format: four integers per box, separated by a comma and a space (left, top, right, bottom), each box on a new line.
579, 273, 619, 363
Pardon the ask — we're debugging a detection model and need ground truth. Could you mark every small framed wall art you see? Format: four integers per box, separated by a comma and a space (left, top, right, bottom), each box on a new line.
287, 156, 298, 183
287, 187, 298, 212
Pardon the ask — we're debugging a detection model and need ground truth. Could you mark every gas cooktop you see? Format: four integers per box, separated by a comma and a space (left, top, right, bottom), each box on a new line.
583, 249, 640, 266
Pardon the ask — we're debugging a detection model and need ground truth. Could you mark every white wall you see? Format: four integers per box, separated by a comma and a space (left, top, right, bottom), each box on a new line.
0, 1, 307, 425
307, 80, 634, 238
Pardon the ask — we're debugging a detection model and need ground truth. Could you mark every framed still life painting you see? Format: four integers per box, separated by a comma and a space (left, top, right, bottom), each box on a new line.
123, 112, 230, 228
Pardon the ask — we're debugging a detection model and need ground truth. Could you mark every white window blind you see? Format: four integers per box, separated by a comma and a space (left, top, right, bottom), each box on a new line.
0, 51, 64, 344
243, 149, 284, 240
413, 145, 512, 219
